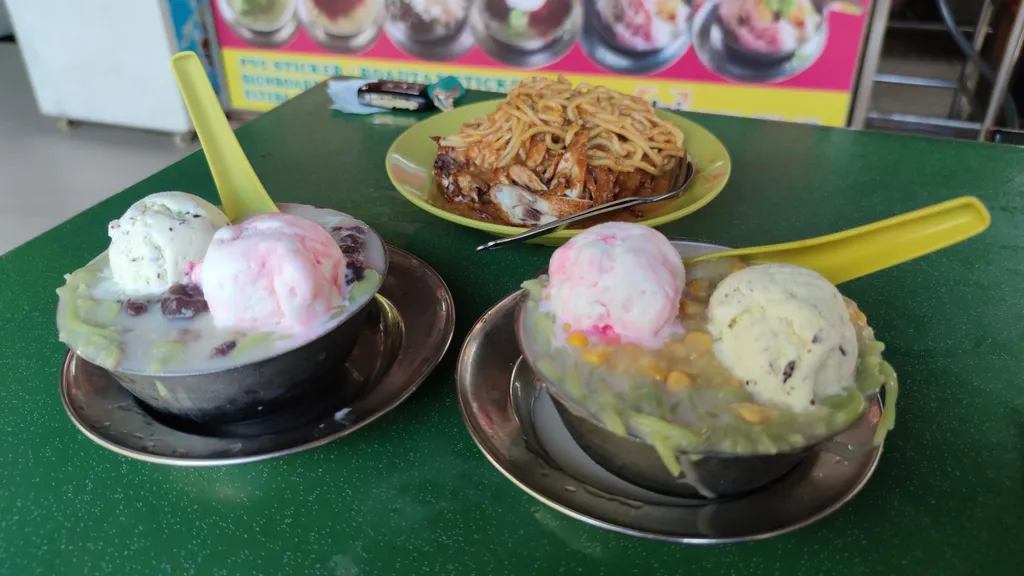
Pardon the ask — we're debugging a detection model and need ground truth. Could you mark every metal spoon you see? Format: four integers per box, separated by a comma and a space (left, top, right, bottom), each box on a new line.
476, 157, 696, 251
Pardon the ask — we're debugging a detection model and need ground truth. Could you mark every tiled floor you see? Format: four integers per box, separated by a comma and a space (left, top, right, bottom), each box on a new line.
0, 43, 197, 255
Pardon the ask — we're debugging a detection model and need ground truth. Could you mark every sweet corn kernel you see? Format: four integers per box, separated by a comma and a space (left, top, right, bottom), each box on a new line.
665, 340, 691, 358
562, 323, 572, 333
643, 366, 668, 381
732, 402, 773, 425
683, 331, 715, 353
723, 377, 744, 388
680, 300, 706, 316
582, 348, 608, 365
626, 354, 659, 381
846, 300, 868, 324
666, 371, 692, 391
639, 355, 666, 381
685, 278, 710, 297
566, 332, 589, 348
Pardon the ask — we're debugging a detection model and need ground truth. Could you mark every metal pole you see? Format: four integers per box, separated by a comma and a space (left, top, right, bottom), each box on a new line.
867, 111, 983, 130
979, 4, 1024, 141
876, 74, 959, 89
950, 0, 994, 119
849, 0, 894, 129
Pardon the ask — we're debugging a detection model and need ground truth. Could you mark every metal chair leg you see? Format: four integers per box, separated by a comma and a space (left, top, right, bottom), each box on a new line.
978, 5, 1024, 141
949, 0, 994, 119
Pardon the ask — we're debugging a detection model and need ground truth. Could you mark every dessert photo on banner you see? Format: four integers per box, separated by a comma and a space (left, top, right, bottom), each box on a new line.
298, 0, 386, 52
692, 0, 861, 84
580, 0, 693, 75
384, 0, 475, 60
471, 0, 583, 68
217, 0, 301, 47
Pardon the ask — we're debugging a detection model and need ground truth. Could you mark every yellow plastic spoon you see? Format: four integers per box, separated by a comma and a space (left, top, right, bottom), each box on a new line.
170, 51, 278, 222
686, 196, 991, 285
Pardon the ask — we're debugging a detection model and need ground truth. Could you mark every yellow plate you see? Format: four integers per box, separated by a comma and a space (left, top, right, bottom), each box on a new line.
385, 100, 732, 245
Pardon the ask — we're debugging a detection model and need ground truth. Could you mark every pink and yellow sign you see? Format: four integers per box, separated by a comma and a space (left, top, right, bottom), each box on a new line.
212, 0, 870, 126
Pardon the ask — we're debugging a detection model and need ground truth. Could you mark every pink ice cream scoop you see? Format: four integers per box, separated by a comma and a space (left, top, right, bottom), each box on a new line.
545, 222, 685, 346
193, 213, 347, 334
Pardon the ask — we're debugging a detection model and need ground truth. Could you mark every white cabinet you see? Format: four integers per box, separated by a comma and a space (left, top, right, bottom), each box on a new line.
4, 0, 222, 135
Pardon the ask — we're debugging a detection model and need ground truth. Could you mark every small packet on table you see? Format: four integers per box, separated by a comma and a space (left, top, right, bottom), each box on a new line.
327, 77, 465, 114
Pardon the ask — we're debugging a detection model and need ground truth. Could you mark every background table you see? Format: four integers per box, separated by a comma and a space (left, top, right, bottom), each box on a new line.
1, 88, 1022, 575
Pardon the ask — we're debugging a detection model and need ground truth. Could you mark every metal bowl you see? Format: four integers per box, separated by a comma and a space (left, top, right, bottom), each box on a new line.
549, 393, 810, 499
513, 239, 874, 499
109, 302, 377, 424
67, 223, 389, 425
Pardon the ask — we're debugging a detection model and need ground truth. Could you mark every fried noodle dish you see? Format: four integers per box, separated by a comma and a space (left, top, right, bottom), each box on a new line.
432, 77, 688, 226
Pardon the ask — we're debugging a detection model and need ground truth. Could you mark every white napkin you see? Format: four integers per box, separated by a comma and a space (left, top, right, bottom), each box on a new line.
325, 79, 383, 115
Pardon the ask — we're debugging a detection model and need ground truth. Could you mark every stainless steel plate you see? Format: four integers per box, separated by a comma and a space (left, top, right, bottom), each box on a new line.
61, 246, 454, 466
456, 239, 884, 543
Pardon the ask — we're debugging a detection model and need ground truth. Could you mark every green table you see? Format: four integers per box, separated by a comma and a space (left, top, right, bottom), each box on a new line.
2, 87, 1021, 575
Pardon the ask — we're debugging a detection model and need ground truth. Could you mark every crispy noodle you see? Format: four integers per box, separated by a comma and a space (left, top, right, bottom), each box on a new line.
438, 76, 686, 175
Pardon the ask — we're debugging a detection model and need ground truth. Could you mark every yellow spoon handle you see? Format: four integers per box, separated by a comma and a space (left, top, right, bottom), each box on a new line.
689, 196, 991, 285
170, 52, 277, 222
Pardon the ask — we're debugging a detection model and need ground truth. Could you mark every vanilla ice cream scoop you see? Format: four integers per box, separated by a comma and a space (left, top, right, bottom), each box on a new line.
707, 264, 858, 412
545, 222, 685, 346
107, 192, 230, 297
194, 213, 347, 334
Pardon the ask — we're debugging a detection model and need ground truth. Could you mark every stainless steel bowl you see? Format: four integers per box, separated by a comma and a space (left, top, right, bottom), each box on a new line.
109, 301, 377, 424
549, 392, 810, 499
513, 238, 874, 499
72, 224, 389, 425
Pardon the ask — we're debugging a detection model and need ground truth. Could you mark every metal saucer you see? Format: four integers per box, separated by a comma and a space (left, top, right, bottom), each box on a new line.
578, 3, 690, 75
691, 0, 827, 84
216, 0, 300, 48
457, 239, 884, 543
61, 246, 454, 466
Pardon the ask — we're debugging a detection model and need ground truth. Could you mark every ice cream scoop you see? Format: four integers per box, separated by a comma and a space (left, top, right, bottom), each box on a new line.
194, 213, 348, 334
107, 192, 230, 297
544, 222, 685, 346
707, 264, 857, 412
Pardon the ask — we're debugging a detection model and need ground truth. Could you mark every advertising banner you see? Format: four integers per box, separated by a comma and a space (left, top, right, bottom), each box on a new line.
212, 0, 871, 125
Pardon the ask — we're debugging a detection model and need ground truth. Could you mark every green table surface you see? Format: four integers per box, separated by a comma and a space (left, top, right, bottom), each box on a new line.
2, 87, 1022, 575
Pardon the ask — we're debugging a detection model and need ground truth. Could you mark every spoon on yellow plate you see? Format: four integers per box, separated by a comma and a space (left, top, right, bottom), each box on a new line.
170, 51, 278, 222
686, 196, 990, 285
